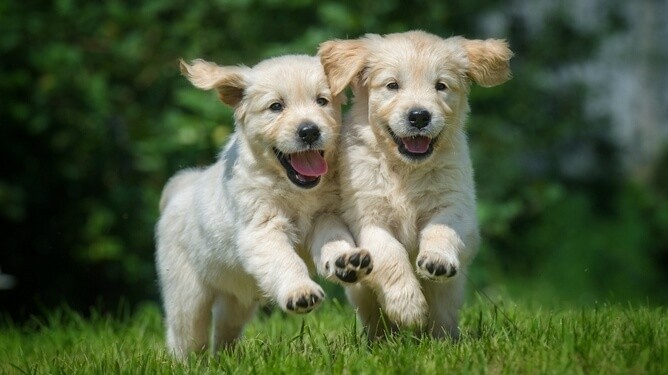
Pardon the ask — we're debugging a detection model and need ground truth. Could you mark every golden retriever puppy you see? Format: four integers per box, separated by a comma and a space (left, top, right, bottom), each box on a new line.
319, 31, 512, 338
156, 55, 372, 359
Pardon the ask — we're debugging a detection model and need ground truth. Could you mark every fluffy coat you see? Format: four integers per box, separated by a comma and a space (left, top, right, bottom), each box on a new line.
319, 31, 513, 338
156, 55, 371, 358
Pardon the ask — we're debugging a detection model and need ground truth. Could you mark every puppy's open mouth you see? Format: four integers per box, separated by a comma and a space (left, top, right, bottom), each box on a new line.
273, 148, 328, 189
387, 128, 435, 160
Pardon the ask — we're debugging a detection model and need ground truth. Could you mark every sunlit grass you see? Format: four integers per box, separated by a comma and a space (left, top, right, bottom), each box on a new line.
1, 298, 666, 374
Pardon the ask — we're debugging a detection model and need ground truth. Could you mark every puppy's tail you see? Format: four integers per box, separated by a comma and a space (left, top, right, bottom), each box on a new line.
159, 169, 200, 213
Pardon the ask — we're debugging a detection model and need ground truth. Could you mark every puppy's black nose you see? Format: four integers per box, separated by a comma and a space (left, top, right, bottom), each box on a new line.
298, 122, 321, 144
408, 109, 431, 129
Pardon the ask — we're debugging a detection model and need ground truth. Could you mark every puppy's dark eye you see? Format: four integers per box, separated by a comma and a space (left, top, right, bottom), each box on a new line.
386, 82, 399, 90
435, 82, 448, 91
316, 97, 329, 106
269, 102, 284, 112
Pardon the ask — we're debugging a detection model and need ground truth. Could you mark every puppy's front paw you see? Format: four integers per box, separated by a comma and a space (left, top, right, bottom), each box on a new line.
416, 251, 458, 282
282, 282, 325, 314
380, 283, 428, 328
325, 248, 373, 284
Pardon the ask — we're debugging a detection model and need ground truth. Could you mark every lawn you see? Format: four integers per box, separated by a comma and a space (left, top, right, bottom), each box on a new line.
1, 297, 666, 374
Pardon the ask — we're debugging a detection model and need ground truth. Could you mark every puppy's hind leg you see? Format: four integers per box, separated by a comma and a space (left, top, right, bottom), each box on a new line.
165, 283, 212, 359
357, 225, 427, 329
422, 273, 466, 340
345, 283, 394, 339
211, 293, 258, 353
159, 246, 214, 359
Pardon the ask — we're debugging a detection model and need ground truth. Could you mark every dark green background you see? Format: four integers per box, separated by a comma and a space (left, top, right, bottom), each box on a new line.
1, 0, 667, 320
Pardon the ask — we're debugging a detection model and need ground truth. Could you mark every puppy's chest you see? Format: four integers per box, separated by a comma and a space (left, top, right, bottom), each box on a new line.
387, 189, 442, 252
282, 193, 331, 237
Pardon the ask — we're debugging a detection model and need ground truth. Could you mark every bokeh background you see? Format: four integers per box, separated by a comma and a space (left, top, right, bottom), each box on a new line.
2, 0, 667, 320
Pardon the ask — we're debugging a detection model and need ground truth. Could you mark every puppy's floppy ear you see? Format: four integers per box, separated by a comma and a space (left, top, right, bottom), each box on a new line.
179, 59, 249, 107
462, 39, 513, 87
318, 39, 366, 96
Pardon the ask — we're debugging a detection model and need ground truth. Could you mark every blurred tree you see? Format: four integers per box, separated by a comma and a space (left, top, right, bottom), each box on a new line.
469, 0, 668, 304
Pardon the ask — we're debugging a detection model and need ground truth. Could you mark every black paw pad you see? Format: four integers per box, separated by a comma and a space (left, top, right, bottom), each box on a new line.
330, 249, 373, 284
360, 254, 371, 268
425, 261, 448, 276
286, 291, 323, 313
335, 269, 358, 283
418, 254, 457, 279
295, 295, 309, 309
349, 253, 360, 267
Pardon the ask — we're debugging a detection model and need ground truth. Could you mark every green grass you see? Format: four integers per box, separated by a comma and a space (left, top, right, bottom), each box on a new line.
1, 298, 667, 374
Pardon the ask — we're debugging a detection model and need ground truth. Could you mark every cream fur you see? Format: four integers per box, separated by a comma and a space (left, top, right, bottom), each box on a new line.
319, 31, 513, 338
156, 55, 371, 359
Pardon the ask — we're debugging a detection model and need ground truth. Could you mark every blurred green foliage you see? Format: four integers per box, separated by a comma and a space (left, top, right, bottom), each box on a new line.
1, 0, 666, 318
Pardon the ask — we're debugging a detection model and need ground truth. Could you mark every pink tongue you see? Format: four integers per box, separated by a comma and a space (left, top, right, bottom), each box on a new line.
289, 151, 328, 177
402, 136, 431, 153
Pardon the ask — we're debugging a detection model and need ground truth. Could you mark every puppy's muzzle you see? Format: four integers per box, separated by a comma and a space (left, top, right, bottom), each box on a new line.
387, 107, 436, 161
273, 122, 328, 189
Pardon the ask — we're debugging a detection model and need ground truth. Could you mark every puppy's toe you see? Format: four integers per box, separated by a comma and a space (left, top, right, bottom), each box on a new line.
283, 283, 325, 314
328, 248, 373, 284
416, 252, 458, 282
